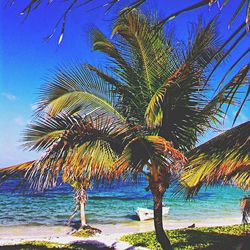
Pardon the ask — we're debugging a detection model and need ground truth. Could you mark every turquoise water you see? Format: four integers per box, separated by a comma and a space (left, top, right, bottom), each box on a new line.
0, 179, 247, 226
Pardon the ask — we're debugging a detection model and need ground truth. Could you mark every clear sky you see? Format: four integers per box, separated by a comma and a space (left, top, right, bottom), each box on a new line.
0, 0, 249, 166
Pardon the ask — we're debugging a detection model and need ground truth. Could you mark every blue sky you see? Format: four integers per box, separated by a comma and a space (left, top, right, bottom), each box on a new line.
0, 0, 249, 166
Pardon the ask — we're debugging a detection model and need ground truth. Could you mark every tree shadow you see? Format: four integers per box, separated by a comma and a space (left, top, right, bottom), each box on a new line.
172, 229, 250, 250
0, 240, 114, 250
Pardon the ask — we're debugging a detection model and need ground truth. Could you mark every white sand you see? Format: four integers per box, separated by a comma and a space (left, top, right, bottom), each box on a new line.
0, 217, 242, 249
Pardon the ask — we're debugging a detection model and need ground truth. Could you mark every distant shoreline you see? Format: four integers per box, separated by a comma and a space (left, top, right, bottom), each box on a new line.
0, 217, 242, 246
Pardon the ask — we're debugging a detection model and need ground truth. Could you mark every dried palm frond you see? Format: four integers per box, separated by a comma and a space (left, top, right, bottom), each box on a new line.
21, 112, 136, 191
0, 161, 34, 184
180, 121, 250, 198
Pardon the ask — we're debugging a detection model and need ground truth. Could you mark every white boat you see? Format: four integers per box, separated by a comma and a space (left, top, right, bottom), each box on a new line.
135, 207, 170, 221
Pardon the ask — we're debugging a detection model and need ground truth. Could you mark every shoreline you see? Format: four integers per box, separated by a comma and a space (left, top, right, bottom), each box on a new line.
0, 217, 242, 247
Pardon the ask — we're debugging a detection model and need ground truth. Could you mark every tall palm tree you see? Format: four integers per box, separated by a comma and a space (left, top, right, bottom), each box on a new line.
85, 12, 248, 248
1, 10, 248, 249
34, 11, 233, 249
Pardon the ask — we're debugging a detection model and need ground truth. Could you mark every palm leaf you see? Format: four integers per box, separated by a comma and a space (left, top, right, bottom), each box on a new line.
22, 113, 80, 151
35, 64, 125, 121
145, 18, 224, 151
205, 28, 247, 85
228, 0, 248, 29
91, 12, 177, 125
23, 113, 133, 191
205, 64, 250, 126
215, 49, 250, 93
180, 121, 250, 197
157, 1, 211, 27
112, 11, 172, 92
91, 28, 137, 83
0, 161, 34, 184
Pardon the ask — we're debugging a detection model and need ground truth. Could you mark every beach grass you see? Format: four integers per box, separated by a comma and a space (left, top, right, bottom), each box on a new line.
72, 225, 102, 237
120, 224, 250, 249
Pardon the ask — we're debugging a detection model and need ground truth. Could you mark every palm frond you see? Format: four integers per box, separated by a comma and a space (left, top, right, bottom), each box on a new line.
35, 64, 125, 121
22, 113, 79, 151
205, 28, 247, 85
186, 17, 223, 67
91, 28, 136, 83
91, 12, 177, 124
144, 63, 186, 129
112, 10, 173, 92
23, 113, 133, 191
228, 0, 248, 29
205, 64, 250, 126
215, 49, 250, 93
85, 64, 125, 94
146, 18, 224, 151
157, 0, 249, 32
0, 161, 34, 184
180, 121, 250, 198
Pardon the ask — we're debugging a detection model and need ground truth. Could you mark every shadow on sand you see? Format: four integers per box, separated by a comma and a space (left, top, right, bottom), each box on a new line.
0, 240, 114, 250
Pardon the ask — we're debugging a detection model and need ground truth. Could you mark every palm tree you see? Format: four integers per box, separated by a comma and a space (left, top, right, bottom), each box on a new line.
85, 12, 248, 248
66, 177, 91, 227
1, 10, 248, 249
33, 11, 235, 249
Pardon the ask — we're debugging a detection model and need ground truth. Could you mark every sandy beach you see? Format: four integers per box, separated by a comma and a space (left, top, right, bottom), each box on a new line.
0, 217, 242, 249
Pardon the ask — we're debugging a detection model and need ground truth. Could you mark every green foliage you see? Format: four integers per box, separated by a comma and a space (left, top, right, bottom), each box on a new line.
120, 224, 250, 250
1, 8, 249, 249
35, 64, 123, 121
72, 225, 102, 238
18, 241, 67, 249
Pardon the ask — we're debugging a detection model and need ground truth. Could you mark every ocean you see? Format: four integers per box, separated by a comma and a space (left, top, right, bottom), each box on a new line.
0, 178, 247, 226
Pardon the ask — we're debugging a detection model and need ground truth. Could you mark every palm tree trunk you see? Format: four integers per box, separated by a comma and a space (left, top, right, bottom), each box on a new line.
77, 187, 87, 227
80, 199, 87, 227
153, 190, 172, 250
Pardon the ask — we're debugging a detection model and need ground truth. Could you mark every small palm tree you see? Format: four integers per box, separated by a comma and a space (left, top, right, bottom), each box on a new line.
65, 177, 90, 227
0, 112, 128, 229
